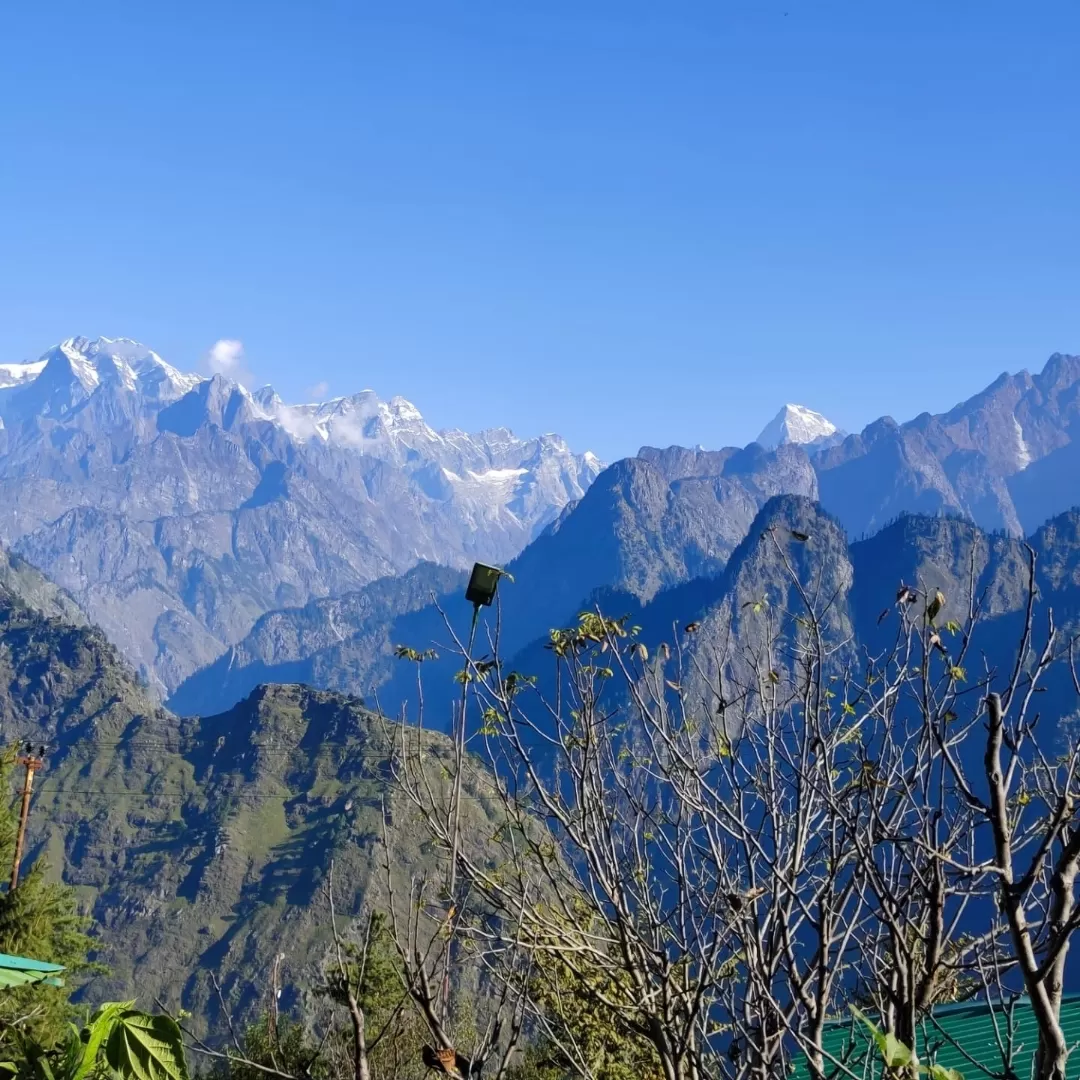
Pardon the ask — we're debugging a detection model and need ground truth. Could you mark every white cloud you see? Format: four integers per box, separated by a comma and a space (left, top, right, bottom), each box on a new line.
207, 339, 243, 373
274, 405, 323, 441
204, 339, 252, 386
326, 414, 382, 451
306, 380, 330, 401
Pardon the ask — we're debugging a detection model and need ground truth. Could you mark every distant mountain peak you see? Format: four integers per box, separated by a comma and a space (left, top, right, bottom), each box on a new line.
756, 404, 842, 450
0, 335, 603, 694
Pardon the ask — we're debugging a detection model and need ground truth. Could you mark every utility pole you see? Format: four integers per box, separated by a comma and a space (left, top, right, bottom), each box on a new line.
10, 748, 44, 891
268, 951, 284, 1048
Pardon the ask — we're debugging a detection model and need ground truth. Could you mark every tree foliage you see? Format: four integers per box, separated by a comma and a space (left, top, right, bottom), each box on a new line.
1, 1002, 188, 1080
0, 748, 96, 1055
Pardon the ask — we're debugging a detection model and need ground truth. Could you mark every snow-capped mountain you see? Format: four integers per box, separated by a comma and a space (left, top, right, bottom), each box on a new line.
755, 404, 844, 450
0, 336, 601, 694
0, 359, 47, 390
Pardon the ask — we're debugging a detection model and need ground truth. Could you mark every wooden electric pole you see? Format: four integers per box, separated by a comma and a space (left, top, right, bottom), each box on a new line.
10, 751, 44, 891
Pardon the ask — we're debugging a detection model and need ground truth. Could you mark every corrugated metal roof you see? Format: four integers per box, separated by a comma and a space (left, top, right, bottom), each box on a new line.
794, 995, 1080, 1079
0, 952, 65, 988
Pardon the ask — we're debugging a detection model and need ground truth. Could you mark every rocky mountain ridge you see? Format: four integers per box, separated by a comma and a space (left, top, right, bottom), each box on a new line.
173, 344, 1080, 719
0, 337, 600, 694
4, 338, 1080, 710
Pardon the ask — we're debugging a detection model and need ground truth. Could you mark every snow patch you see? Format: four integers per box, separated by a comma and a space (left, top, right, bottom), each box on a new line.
470, 467, 528, 484
1013, 415, 1032, 470
0, 360, 47, 388
442, 467, 528, 485
756, 404, 840, 449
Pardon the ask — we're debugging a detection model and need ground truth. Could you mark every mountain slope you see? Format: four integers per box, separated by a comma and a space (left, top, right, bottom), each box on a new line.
48, 684, 503, 1038
0, 576, 503, 1036
172, 443, 820, 718
167, 562, 467, 717
814, 352, 1080, 537
0, 546, 85, 626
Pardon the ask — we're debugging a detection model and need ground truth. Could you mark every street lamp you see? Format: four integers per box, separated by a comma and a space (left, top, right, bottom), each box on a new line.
465, 562, 502, 608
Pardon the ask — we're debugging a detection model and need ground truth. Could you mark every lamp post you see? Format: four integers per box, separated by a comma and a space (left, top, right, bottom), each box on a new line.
464, 562, 504, 654
437, 564, 505, 1029
465, 562, 502, 610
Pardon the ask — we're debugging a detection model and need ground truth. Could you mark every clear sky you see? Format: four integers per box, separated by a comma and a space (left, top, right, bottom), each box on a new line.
1, 1, 1078, 461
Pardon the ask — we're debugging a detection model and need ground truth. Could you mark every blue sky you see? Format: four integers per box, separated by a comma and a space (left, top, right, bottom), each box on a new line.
1, 1, 1077, 461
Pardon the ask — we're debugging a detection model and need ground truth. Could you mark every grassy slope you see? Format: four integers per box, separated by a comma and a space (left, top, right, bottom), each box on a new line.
1, 578, 501, 1037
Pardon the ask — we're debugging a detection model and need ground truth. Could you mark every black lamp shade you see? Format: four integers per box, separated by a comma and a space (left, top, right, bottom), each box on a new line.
466, 563, 501, 607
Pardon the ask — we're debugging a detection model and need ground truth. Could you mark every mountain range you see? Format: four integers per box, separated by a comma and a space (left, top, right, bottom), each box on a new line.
170, 349, 1080, 719
5, 335, 1080, 1032
0, 337, 600, 695
3, 338, 1080, 720
5, 489, 1080, 1030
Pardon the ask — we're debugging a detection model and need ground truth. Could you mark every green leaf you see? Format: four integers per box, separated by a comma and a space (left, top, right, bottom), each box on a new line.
881, 1033, 913, 1068
925, 1066, 965, 1080
105, 1012, 189, 1080
849, 1006, 914, 1068
75, 1002, 136, 1080
849, 1005, 882, 1041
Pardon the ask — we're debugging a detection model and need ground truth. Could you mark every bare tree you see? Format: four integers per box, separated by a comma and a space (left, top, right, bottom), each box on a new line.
389, 530, 1080, 1080
381, 641, 529, 1080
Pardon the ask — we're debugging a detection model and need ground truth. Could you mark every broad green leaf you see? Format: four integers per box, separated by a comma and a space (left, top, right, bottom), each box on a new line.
881, 1033, 913, 1068
105, 1012, 189, 1080
75, 1002, 135, 1080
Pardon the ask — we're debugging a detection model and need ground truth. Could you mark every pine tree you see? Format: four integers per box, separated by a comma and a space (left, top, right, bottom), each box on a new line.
0, 748, 97, 1053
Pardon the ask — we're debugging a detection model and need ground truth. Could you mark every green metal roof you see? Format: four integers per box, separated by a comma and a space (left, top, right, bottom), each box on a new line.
0, 952, 65, 989
795, 995, 1080, 1079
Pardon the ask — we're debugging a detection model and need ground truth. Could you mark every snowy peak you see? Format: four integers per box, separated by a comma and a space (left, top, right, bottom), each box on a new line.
1, 335, 601, 537
70, 336, 202, 399
2, 336, 601, 515
756, 404, 842, 450
22, 337, 201, 403
53, 338, 102, 392
0, 360, 47, 389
